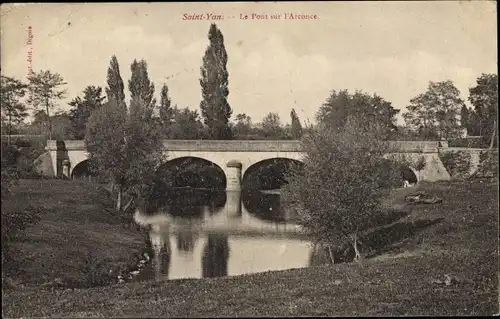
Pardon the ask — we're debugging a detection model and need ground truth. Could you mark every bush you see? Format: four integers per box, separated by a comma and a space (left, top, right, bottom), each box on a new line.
475, 150, 499, 178
281, 116, 405, 263
1, 144, 22, 197
438, 151, 472, 178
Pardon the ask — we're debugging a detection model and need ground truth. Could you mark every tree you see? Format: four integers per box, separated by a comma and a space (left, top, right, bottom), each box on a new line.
128, 59, 156, 108
157, 83, 173, 137
317, 90, 399, 139
50, 111, 73, 140
1, 76, 28, 144
460, 105, 472, 136
27, 70, 67, 139
290, 108, 303, 139
85, 98, 163, 212
281, 116, 403, 264
199, 23, 233, 140
68, 86, 106, 139
233, 113, 252, 138
403, 80, 465, 140
168, 106, 207, 140
105, 55, 126, 106
468, 73, 498, 148
260, 112, 283, 139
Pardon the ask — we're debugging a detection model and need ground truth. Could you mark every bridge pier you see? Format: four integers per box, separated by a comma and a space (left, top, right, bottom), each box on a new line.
225, 190, 242, 219
226, 160, 242, 192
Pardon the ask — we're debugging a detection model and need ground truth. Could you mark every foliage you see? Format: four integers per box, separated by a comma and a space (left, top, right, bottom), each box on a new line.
468, 73, 498, 147
1, 143, 21, 197
290, 108, 303, 139
69, 86, 106, 139
281, 116, 402, 262
0, 76, 28, 143
233, 113, 252, 138
105, 55, 126, 105
438, 151, 472, 178
460, 105, 472, 136
403, 80, 465, 140
129, 59, 156, 108
168, 106, 207, 140
414, 155, 427, 172
27, 70, 67, 139
85, 97, 164, 211
316, 89, 399, 139
475, 150, 499, 178
157, 83, 173, 136
199, 23, 233, 140
259, 112, 284, 139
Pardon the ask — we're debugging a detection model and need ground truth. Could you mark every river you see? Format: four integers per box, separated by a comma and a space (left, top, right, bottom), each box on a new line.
132, 189, 316, 281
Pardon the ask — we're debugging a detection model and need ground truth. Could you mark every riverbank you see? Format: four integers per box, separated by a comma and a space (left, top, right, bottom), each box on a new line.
1, 179, 147, 289
2, 178, 499, 317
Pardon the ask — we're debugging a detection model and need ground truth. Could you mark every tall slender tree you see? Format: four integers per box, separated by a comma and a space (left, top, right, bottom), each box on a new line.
28, 70, 67, 139
105, 55, 126, 106
290, 108, 303, 139
157, 83, 173, 137
128, 59, 156, 109
1, 76, 28, 144
199, 23, 233, 140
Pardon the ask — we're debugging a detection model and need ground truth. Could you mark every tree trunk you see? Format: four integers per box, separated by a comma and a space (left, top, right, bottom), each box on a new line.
122, 196, 136, 214
116, 184, 122, 212
327, 244, 335, 265
353, 232, 364, 263
489, 119, 496, 149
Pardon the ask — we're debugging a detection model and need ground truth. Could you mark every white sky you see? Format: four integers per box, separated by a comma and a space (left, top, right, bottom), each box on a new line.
1, 2, 497, 125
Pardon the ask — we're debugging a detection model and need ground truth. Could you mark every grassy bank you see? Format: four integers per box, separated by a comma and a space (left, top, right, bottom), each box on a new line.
2, 179, 499, 317
1, 179, 147, 289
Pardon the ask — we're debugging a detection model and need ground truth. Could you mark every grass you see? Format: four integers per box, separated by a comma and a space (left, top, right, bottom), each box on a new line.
2, 178, 499, 317
1, 179, 147, 290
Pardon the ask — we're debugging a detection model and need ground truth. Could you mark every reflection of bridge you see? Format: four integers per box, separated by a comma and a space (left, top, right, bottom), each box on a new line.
134, 191, 305, 238
44, 139, 452, 191
134, 191, 311, 280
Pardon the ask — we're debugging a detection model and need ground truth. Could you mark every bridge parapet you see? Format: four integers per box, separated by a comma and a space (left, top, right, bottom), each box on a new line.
45, 139, 445, 152
46, 140, 86, 151
162, 140, 303, 152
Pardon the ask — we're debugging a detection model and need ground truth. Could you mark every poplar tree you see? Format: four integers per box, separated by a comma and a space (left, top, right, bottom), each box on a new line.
105, 55, 126, 106
128, 59, 156, 108
290, 108, 303, 139
199, 23, 233, 140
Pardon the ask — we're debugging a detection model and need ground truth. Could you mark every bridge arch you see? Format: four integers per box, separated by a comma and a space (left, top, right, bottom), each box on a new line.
156, 156, 227, 190
70, 159, 99, 180
242, 157, 304, 190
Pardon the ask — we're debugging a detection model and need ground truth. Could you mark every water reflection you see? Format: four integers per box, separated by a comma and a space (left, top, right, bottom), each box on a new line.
202, 233, 230, 278
134, 188, 312, 281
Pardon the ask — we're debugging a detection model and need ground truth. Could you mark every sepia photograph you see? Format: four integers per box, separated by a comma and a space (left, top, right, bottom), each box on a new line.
1, 1, 498, 317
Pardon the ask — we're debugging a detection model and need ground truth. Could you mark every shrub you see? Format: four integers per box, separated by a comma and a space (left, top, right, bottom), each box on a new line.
438, 151, 472, 178
476, 150, 499, 178
281, 116, 404, 263
1, 144, 22, 197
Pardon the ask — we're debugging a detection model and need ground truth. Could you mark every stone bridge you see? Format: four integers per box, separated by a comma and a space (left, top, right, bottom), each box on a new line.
45, 139, 452, 191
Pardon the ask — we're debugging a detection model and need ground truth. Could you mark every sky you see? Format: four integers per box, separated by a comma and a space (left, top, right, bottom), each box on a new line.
1, 2, 497, 125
